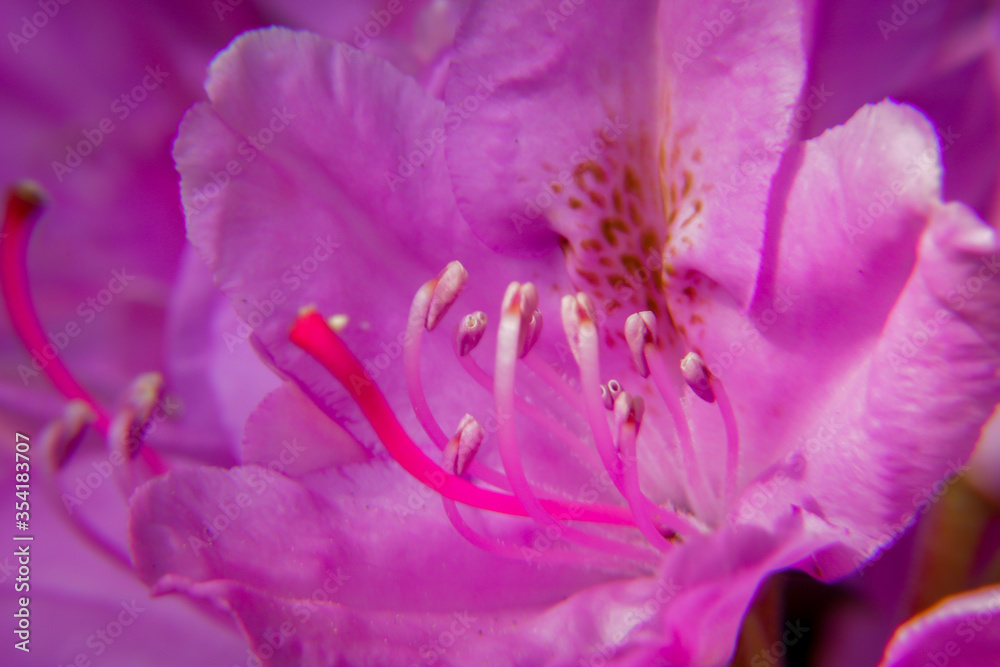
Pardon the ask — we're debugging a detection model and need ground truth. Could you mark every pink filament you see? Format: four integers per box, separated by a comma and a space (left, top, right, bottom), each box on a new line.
493, 305, 656, 564
403, 286, 451, 448
645, 343, 712, 511
456, 353, 602, 472
616, 417, 674, 552
403, 304, 513, 492
441, 498, 596, 567
575, 319, 630, 496
290, 311, 638, 527
462, 325, 699, 540
711, 376, 741, 503
573, 326, 699, 539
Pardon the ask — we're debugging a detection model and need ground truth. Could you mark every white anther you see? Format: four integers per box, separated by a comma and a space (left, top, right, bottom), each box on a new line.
624, 311, 657, 378
442, 414, 485, 475
456, 311, 488, 356
680, 351, 715, 403
426, 261, 468, 330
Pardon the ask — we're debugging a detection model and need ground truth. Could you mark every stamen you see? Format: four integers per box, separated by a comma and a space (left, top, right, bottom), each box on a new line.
426, 261, 468, 330
496, 285, 656, 564
519, 310, 542, 358
680, 352, 741, 502
290, 309, 638, 527
405, 283, 512, 491
405, 281, 452, 449
633, 395, 645, 426
563, 299, 700, 538
608, 379, 623, 402
613, 392, 643, 433
1, 182, 167, 474
509, 281, 539, 318
562, 293, 628, 494
438, 415, 615, 567
47, 399, 95, 469
503, 281, 540, 358
442, 414, 484, 476
455, 311, 488, 356
625, 311, 657, 378
680, 352, 715, 403
601, 384, 614, 410
108, 372, 169, 495
644, 340, 713, 514
38, 405, 133, 572
41, 405, 241, 640
614, 392, 672, 552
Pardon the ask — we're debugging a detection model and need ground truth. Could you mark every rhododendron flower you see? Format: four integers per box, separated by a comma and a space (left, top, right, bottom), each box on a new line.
120, 0, 1000, 665
4, 0, 999, 666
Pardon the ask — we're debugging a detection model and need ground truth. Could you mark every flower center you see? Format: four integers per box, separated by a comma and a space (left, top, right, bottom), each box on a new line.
291, 260, 744, 567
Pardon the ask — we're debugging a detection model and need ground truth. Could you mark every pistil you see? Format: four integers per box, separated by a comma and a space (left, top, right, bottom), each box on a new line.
290, 308, 638, 527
